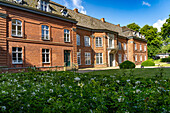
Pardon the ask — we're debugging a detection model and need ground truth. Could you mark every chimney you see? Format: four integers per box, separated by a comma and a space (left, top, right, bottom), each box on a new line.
100, 18, 105, 22
74, 8, 79, 13
117, 24, 120, 27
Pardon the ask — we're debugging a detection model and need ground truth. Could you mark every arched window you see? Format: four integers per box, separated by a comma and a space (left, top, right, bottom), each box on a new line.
96, 37, 102, 47
77, 34, 80, 45
12, 19, 22, 37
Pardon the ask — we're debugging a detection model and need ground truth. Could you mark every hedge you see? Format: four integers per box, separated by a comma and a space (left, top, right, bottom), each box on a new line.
141, 60, 155, 66
160, 57, 170, 62
119, 60, 136, 69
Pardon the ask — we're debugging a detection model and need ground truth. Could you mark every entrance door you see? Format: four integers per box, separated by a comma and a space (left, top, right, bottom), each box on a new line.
110, 54, 114, 67
64, 50, 71, 67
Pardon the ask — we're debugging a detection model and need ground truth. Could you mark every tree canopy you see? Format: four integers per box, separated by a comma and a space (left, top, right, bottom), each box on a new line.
127, 23, 140, 32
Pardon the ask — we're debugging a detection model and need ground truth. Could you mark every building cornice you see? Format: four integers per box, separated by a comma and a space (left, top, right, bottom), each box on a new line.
0, 0, 77, 24
128, 36, 147, 42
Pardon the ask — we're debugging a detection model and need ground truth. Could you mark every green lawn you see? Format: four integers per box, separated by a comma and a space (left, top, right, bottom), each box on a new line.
87, 68, 170, 79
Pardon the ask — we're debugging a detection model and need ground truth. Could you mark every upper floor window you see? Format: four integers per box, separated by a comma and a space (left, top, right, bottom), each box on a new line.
12, 47, 22, 64
77, 34, 80, 46
12, 19, 22, 37
140, 44, 142, 51
96, 53, 103, 64
96, 37, 102, 47
64, 29, 70, 42
42, 25, 49, 40
84, 36, 90, 47
124, 43, 126, 50
41, 0, 48, 12
42, 49, 50, 63
135, 43, 137, 50
118, 42, 121, 50
109, 38, 113, 48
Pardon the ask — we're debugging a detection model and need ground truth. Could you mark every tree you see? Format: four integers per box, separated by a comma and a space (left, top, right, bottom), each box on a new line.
161, 44, 170, 53
161, 15, 170, 45
140, 25, 162, 58
127, 23, 140, 32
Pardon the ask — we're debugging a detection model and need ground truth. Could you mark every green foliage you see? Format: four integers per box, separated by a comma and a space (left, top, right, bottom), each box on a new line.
161, 44, 170, 53
0, 71, 169, 112
161, 57, 170, 62
119, 60, 136, 69
127, 23, 140, 32
141, 60, 155, 66
140, 25, 162, 58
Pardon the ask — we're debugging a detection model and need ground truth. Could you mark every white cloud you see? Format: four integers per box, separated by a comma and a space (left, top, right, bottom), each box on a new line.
142, 1, 151, 7
63, 0, 69, 8
72, 0, 87, 14
153, 19, 166, 32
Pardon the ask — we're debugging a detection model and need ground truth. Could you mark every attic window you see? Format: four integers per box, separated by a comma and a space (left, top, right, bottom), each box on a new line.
14, 0, 23, 4
37, 0, 51, 12
61, 9, 68, 17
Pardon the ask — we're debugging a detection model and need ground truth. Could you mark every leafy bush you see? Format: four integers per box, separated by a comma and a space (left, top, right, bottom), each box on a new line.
0, 71, 169, 112
161, 57, 170, 62
119, 60, 136, 69
141, 60, 155, 66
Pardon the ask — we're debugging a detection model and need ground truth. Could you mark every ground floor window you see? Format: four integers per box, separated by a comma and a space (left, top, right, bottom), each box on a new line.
118, 54, 122, 63
77, 52, 81, 65
145, 55, 147, 61
12, 47, 22, 64
124, 54, 127, 61
96, 53, 103, 64
42, 49, 50, 63
140, 55, 143, 62
85, 52, 91, 65
135, 55, 138, 62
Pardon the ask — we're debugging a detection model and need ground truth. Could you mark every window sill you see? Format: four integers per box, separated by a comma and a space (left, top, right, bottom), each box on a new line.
12, 63, 23, 65
96, 46, 103, 48
42, 39, 50, 41
11, 35, 23, 38
85, 64, 91, 65
65, 41, 71, 43
42, 62, 50, 64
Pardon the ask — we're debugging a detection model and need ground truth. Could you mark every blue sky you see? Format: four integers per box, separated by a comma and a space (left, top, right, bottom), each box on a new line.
53, 0, 170, 31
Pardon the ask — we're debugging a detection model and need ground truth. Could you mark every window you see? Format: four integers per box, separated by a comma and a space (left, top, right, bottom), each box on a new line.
42, 25, 49, 40
77, 52, 81, 65
12, 19, 22, 37
85, 52, 91, 65
144, 45, 146, 51
145, 55, 147, 61
42, 49, 50, 63
135, 43, 137, 50
12, 47, 22, 64
140, 55, 143, 62
124, 43, 126, 50
41, 0, 48, 11
109, 38, 113, 48
135, 55, 138, 62
77, 34, 80, 46
96, 53, 103, 64
96, 37, 102, 47
124, 54, 127, 61
118, 54, 122, 63
140, 44, 142, 51
64, 29, 70, 42
84, 36, 90, 47
118, 42, 121, 50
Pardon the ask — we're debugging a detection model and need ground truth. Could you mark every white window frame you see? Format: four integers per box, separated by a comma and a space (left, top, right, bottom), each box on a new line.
140, 44, 142, 51
64, 29, 70, 42
96, 53, 103, 64
124, 54, 127, 61
144, 45, 146, 51
77, 52, 81, 65
96, 37, 103, 47
42, 49, 50, 63
118, 54, 122, 63
118, 42, 121, 50
135, 55, 138, 62
77, 34, 80, 46
12, 19, 22, 37
12, 47, 23, 64
145, 55, 147, 61
124, 43, 126, 50
40, 0, 48, 12
85, 52, 91, 65
140, 55, 143, 62
42, 25, 50, 40
135, 43, 137, 50
84, 36, 90, 47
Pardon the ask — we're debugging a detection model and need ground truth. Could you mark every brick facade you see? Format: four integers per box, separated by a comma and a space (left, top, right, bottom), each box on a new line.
0, 0, 148, 72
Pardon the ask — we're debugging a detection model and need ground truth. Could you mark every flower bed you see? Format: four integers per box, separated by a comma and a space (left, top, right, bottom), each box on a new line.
0, 71, 169, 112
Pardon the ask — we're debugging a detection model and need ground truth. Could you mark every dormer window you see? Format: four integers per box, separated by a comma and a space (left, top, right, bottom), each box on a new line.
41, 1, 48, 12
14, 0, 23, 4
61, 9, 68, 17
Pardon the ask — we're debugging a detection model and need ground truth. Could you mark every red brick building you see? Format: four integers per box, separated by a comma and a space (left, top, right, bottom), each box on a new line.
0, 0, 147, 71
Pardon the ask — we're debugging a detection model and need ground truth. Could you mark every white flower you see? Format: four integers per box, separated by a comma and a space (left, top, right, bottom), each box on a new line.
47, 98, 52, 102
74, 77, 80, 81
49, 89, 53, 93
58, 95, 62, 97
32, 92, 36, 96
69, 86, 72, 89
1, 106, 6, 110
127, 79, 130, 82
61, 84, 65, 87
135, 81, 141, 84
27, 104, 30, 107
116, 80, 120, 83
155, 81, 158, 84
136, 89, 141, 93
78, 83, 84, 88
92, 97, 96, 100
118, 96, 124, 102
